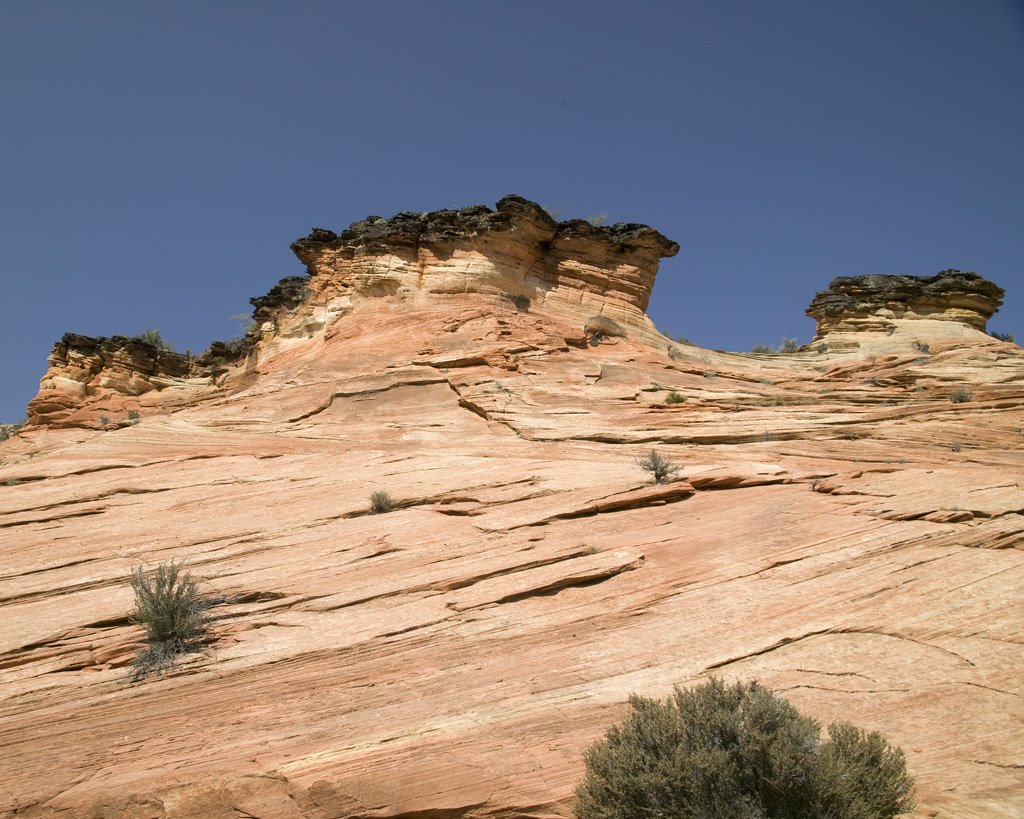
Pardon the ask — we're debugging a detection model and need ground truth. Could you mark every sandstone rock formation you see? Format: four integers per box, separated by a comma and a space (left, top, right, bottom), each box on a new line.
25, 196, 678, 430
807, 270, 1006, 354
2, 197, 1022, 819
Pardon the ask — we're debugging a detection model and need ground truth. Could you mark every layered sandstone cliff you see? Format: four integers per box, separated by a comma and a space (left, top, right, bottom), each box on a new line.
2, 197, 1022, 819
26, 196, 679, 429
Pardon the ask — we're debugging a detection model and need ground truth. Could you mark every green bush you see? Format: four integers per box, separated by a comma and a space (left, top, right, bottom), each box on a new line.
131, 328, 172, 350
575, 678, 915, 819
665, 392, 687, 404
636, 450, 679, 484
129, 561, 213, 681
369, 490, 394, 514
991, 331, 1015, 343
950, 387, 972, 403
751, 343, 774, 354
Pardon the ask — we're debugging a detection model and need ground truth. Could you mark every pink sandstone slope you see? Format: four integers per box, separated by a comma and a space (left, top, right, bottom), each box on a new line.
1, 197, 1022, 818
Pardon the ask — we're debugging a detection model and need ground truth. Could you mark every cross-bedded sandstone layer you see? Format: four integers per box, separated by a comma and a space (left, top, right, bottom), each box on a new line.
3, 198, 1022, 819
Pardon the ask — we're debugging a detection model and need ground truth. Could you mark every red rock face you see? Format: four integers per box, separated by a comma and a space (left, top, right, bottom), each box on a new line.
2, 198, 1023, 818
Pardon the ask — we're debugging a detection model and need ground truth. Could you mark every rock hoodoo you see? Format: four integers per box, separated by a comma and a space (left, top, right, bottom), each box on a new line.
806, 269, 1005, 336
285, 193, 678, 331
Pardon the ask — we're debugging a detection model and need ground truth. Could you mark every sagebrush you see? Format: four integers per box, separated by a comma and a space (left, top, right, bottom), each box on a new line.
636, 450, 679, 484
129, 560, 214, 681
575, 678, 915, 819
131, 328, 172, 350
369, 490, 394, 514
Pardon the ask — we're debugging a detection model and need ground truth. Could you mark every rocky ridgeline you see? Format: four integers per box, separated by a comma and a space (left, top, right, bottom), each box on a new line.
19, 197, 1011, 430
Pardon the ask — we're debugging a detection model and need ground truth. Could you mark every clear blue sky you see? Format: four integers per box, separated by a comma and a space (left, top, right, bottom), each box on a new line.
2, 1, 1022, 422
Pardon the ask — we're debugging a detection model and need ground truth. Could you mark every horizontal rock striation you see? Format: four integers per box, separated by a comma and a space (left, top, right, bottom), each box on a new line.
807, 270, 1004, 336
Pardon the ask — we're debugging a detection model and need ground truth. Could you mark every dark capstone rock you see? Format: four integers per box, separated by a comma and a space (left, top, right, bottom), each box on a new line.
806, 270, 1004, 330
289, 194, 679, 265
55, 333, 193, 377
194, 337, 252, 368
249, 276, 312, 324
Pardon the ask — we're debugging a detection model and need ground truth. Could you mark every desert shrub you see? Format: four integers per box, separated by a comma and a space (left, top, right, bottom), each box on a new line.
780, 337, 799, 353
665, 392, 687, 404
950, 387, 972, 403
575, 678, 915, 819
127, 410, 140, 420
991, 330, 1015, 343
132, 328, 172, 350
752, 343, 774, 354
129, 561, 213, 681
586, 212, 609, 226
369, 490, 394, 514
636, 450, 678, 484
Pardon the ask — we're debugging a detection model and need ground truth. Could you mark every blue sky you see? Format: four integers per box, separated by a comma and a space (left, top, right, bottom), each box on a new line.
2, 1, 1022, 422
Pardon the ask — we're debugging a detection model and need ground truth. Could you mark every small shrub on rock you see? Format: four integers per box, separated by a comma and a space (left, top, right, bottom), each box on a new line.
636, 450, 679, 484
131, 328, 172, 350
950, 387, 972, 403
575, 678, 915, 819
129, 560, 214, 681
664, 392, 687, 404
369, 490, 394, 514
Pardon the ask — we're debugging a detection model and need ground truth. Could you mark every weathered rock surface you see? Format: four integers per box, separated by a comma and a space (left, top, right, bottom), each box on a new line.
2, 198, 1022, 819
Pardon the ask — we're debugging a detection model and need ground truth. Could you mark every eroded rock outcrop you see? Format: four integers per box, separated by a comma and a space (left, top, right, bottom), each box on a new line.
26, 196, 679, 429
289, 195, 677, 316
807, 270, 1004, 335
27, 333, 249, 428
